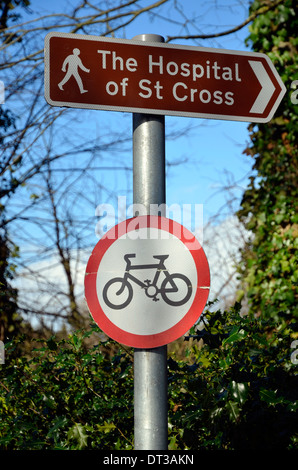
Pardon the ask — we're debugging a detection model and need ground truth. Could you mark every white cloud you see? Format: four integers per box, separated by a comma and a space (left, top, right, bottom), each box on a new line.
203, 215, 250, 308
13, 216, 249, 329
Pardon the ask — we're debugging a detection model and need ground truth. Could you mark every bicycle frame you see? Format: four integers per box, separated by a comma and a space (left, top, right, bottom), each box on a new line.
102, 253, 192, 309
119, 253, 178, 294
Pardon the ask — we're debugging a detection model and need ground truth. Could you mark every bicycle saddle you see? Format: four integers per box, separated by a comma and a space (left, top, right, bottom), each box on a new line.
153, 254, 169, 261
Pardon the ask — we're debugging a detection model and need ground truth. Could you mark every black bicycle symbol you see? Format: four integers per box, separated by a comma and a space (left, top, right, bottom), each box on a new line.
102, 253, 192, 310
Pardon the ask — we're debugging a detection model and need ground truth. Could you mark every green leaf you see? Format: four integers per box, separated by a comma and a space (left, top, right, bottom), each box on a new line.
230, 381, 249, 405
227, 401, 240, 422
97, 421, 116, 434
259, 389, 284, 406
46, 337, 58, 351
223, 327, 248, 345
47, 417, 68, 441
168, 435, 178, 450
218, 354, 232, 369
67, 423, 88, 449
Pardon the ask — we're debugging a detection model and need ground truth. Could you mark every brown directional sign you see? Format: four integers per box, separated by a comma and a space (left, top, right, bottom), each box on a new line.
44, 32, 286, 123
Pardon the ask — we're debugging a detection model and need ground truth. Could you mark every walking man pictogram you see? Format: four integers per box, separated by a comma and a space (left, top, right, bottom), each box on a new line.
58, 48, 90, 93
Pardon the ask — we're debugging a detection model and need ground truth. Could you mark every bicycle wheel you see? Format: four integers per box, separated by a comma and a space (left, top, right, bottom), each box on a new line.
102, 277, 133, 310
160, 273, 192, 307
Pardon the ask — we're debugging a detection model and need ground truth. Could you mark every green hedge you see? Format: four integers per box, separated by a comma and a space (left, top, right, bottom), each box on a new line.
1, 305, 297, 450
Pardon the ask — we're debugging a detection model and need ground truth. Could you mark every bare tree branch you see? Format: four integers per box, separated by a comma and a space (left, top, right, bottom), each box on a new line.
166, 0, 284, 42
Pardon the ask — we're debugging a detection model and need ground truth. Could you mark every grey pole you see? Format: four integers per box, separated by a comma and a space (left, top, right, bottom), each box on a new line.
133, 34, 168, 451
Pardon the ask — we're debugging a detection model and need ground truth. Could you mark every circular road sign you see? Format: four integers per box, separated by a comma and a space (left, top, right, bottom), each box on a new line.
84, 216, 210, 348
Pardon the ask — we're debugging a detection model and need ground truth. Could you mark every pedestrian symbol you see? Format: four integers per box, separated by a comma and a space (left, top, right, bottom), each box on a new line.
58, 48, 90, 94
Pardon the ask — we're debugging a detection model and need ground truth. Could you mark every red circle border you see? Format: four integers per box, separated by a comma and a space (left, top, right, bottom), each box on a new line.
84, 216, 210, 348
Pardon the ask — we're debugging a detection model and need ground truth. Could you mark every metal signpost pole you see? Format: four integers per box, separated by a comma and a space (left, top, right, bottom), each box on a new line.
132, 34, 168, 451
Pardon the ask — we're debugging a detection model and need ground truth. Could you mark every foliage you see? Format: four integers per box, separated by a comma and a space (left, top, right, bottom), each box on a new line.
168, 303, 298, 450
237, 0, 298, 320
1, 307, 297, 450
0, 228, 21, 342
0, 326, 134, 449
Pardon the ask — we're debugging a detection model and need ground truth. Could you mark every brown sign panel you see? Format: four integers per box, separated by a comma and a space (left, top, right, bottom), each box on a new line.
44, 32, 286, 123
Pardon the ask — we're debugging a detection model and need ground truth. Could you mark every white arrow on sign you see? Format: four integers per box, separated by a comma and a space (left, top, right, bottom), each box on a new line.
249, 61, 276, 114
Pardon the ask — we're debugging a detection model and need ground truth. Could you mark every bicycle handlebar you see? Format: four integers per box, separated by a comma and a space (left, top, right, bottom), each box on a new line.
124, 253, 136, 262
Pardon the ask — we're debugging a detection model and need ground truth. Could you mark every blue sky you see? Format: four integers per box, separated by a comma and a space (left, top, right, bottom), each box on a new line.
25, 0, 254, 225
5, 0, 260, 325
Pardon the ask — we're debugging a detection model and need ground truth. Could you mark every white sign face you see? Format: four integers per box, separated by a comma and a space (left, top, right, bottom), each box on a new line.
85, 216, 210, 348
97, 228, 197, 335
